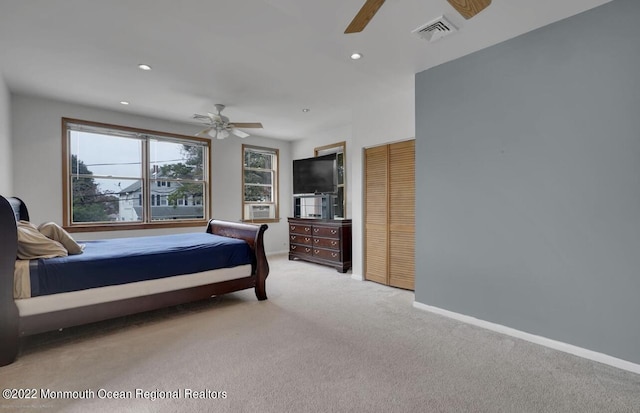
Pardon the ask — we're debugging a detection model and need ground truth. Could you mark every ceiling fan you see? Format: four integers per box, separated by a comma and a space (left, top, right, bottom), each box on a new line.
344, 0, 492, 34
193, 104, 263, 139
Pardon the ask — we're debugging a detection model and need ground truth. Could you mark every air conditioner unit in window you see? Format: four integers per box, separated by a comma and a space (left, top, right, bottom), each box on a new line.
250, 204, 272, 219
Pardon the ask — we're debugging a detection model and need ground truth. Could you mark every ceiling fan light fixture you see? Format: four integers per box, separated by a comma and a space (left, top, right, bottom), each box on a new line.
194, 104, 263, 139
350, 52, 362, 60
138, 64, 152, 71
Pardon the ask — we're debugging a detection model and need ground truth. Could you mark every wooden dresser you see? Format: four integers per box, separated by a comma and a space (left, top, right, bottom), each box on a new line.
288, 218, 352, 273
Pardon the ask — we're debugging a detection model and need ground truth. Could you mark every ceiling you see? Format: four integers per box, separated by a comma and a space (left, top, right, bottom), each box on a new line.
0, 0, 612, 140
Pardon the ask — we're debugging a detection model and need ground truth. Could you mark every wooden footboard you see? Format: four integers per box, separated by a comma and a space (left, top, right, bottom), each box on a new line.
0, 195, 269, 367
207, 219, 270, 300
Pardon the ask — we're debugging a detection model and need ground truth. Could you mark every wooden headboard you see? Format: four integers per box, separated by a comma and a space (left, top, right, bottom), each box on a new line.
0, 195, 21, 366
5, 196, 29, 222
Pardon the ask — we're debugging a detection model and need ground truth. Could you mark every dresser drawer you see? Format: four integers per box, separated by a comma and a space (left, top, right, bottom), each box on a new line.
290, 244, 312, 255
289, 224, 312, 235
312, 225, 340, 239
290, 234, 312, 245
312, 237, 340, 250
313, 248, 341, 262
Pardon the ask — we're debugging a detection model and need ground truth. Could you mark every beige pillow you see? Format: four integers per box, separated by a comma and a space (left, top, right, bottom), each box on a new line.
38, 222, 85, 255
17, 221, 68, 259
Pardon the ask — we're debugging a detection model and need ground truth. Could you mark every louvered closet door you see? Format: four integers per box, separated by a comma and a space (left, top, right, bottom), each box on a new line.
364, 140, 415, 290
364, 145, 388, 285
388, 140, 415, 290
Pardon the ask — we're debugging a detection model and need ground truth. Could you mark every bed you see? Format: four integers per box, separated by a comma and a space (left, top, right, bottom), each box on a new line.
0, 195, 269, 367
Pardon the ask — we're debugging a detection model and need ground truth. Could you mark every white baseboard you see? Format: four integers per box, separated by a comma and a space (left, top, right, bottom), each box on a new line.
351, 273, 363, 281
267, 250, 289, 257
413, 301, 640, 375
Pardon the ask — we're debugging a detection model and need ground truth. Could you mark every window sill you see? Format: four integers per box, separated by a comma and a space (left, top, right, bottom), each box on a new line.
241, 218, 280, 224
63, 220, 209, 233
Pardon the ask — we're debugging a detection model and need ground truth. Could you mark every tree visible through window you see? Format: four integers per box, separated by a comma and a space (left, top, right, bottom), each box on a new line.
242, 145, 278, 222
63, 118, 210, 230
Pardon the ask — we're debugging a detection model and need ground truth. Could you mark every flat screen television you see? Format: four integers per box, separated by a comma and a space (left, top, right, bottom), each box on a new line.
293, 154, 337, 194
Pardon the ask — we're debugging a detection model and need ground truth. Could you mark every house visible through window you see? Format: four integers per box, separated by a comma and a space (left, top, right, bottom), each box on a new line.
242, 145, 278, 222
63, 118, 211, 230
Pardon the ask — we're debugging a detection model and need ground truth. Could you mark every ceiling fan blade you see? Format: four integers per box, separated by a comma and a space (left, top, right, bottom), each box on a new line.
345, 0, 385, 34
446, 0, 492, 20
231, 128, 250, 139
230, 122, 263, 128
195, 127, 213, 136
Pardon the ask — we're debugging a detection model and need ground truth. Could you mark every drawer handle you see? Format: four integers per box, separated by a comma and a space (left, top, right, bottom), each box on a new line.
331, 252, 338, 258
314, 249, 320, 254
305, 227, 310, 232
305, 248, 311, 253
291, 235, 297, 240
331, 229, 337, 234
291, 225, 296, 230
331, 241, 337, 246
291, 245, 296, 250
314, 239, 319, 244
313, 228, 319, 233
305, 237, 310, 242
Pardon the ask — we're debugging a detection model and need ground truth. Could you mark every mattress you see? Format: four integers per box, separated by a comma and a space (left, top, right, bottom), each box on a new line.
28, 232, 253, 297
16, 264, 253, 316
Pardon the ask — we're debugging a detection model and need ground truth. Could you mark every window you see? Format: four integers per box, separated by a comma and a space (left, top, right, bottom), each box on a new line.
315, 141, 346, 218
242, 145, 279, 222
63, 118, 211, 231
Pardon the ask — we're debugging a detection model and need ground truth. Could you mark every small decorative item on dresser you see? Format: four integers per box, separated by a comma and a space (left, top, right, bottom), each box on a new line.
288, 217, 352, 273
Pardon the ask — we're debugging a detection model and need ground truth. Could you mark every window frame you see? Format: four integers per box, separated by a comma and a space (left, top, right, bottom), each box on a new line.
62, 117, 212, 232
241, 144, 279, 223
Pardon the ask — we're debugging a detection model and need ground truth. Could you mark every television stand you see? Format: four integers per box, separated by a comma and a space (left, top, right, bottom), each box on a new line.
293, 194, 336, 220
288, 217, 352, 273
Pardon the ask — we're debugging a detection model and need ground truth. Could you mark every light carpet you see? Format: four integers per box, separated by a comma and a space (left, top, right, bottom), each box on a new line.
1, 254, 638, 412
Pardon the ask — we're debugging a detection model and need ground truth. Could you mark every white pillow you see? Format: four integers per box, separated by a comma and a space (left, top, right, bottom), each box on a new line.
38, 222, 85, 255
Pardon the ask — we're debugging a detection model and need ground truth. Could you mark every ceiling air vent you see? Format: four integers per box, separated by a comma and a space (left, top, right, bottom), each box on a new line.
412, 16, 457, 42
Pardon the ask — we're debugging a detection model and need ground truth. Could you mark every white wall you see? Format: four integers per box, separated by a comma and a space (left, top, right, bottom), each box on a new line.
11, 94, 291, 254
0, 77, 11, 195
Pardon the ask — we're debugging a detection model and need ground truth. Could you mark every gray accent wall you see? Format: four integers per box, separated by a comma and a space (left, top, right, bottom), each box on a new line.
415, 0, 640, 364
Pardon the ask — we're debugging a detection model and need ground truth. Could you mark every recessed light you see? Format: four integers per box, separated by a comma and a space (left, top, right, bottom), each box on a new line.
120, 101, 130, 105
350, 52, 362, 60
302, 108, 310, 113
138, 64, 152, 71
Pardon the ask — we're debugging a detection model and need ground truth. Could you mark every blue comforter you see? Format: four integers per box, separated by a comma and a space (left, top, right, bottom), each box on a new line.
30, 233, 253, 297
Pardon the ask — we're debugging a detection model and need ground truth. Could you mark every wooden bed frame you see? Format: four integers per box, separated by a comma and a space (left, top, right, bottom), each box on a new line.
0, 195, 269, 367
